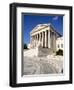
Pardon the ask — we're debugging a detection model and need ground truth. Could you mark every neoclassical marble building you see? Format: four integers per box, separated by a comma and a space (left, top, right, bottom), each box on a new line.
30, 23, 61, 52
56, 37, 63, 51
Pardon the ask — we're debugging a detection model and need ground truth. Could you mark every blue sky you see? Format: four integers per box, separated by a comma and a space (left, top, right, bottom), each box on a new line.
22, 14, 63, 45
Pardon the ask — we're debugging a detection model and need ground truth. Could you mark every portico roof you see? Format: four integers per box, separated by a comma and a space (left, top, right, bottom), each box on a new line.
30, 23, 62, 37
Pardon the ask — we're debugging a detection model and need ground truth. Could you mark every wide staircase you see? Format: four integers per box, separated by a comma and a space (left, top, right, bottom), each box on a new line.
37, 47, 53, 57
24, 47, 53, 57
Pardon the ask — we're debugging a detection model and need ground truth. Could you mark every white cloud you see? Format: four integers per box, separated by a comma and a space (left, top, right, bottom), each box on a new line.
53, 16, 58, 20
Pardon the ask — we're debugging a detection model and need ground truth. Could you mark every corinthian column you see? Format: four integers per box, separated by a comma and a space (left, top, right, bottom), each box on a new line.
45, 31, 47, 48
48, 30, 50, 48
46, 30, 48, 48
42, 32, 44, 47
43, 31, 45, 48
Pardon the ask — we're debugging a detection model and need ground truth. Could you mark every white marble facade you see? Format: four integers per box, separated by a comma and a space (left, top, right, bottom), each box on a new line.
30, 23, 61, 52
56, 37, 63, 51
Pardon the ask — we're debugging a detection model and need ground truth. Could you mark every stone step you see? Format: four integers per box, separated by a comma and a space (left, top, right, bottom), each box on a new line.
37, 47, 53, 57
24, 47, 53, 57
